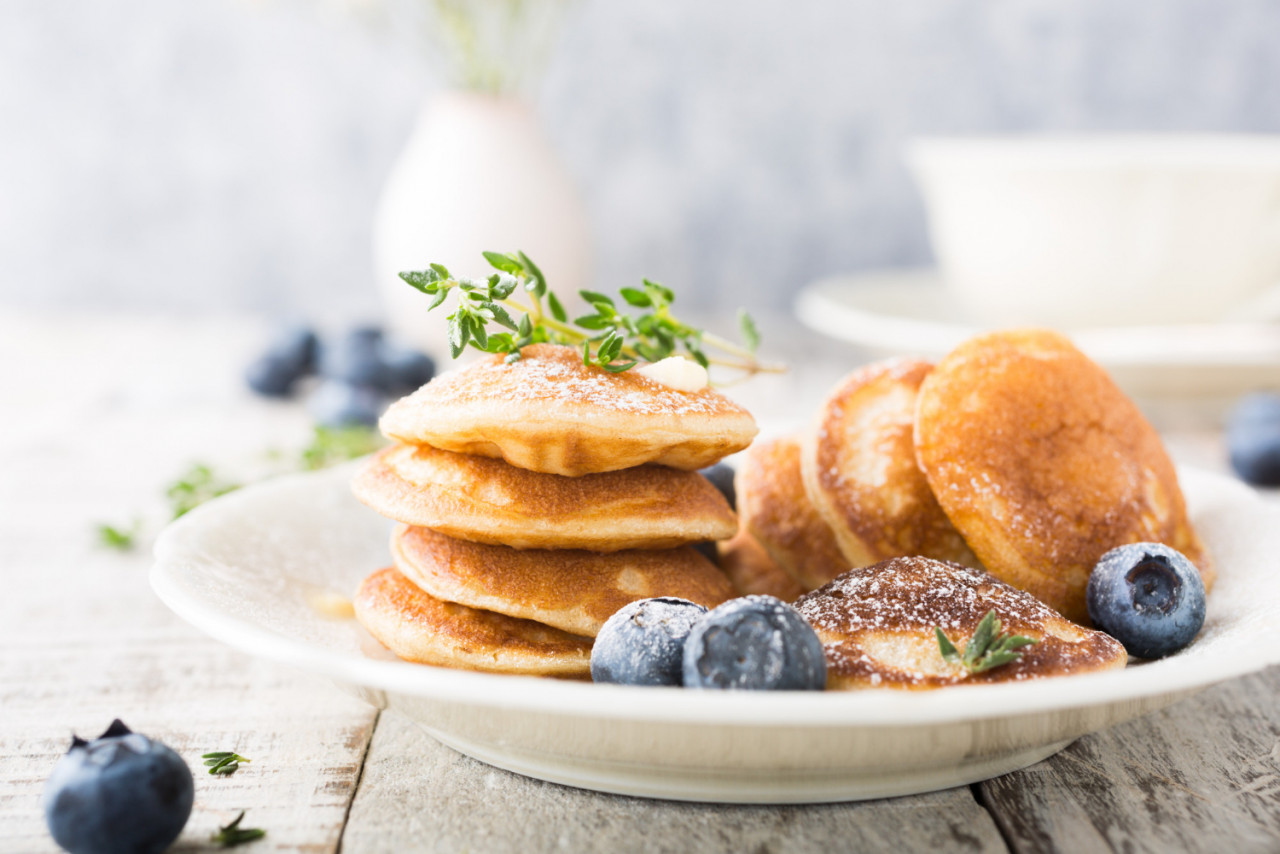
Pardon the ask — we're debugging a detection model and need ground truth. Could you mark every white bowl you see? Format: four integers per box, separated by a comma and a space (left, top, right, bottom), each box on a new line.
908, 135, 1280, 328
150, 461, 1280, 803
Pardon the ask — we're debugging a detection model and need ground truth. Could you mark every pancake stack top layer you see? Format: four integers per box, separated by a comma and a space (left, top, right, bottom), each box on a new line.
352, 344, 756, 675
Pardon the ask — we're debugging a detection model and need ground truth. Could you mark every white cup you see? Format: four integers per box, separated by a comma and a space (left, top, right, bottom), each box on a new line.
907, 135, 1280, 328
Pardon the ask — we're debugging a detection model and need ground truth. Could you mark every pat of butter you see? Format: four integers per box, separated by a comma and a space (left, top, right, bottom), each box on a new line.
636, 356, 709, 391
306, 589, 356, 620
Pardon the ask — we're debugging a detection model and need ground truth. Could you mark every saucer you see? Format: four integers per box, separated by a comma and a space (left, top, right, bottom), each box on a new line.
794, 269, 1280, 400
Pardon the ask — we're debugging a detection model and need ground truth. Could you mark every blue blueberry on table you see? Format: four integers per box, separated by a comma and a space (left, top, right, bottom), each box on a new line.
378, 341, 436, 394
698, 463, 736, 511
309, 380, 386, 427
1086, 542, 1206, 659
244, 324, 318, 397
683, 595, 826, 690
591, 597, 709, 686
1227, 392, 1280, 486
318, 326, 392, 390
44, 719, 193, 854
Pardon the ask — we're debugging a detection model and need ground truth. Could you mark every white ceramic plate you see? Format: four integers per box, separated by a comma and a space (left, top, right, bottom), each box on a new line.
151, 461, 1280, 804
794, 269, 1280, 399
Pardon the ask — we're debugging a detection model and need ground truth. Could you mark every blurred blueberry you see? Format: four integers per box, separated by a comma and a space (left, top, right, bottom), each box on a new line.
319, 327, 391, 390
683, 595, 826, 690
44, 719, 193, 854
1227, 393, 1280, 486
244, 324, 317, 398
699, 463, 736, 510
309, 380, 386, 427
1086, 542, 1206, 659
591, 598, 708, 686
379, 341, 436, 394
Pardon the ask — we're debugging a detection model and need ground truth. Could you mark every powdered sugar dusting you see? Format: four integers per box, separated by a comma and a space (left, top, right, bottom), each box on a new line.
409, 345, 741, 417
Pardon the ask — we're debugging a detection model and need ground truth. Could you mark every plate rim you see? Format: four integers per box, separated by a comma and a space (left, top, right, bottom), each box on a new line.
150, 462, 1280, 728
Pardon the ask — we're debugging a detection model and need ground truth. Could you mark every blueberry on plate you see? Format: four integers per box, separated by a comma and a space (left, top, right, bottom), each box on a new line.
309, 380, 386, 428
698, 463, 736, 511
1086, 542, 1206, 659
245, 324, 318, 397
683, 595, 826, 690
44, 719, 193, 854
1227, 392, 1280, 486
591, 598, 709, 686
318, 326, 392, 390
378, 341, 436, 394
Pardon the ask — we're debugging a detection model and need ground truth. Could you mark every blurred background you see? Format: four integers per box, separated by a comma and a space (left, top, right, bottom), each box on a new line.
7, 0, 1280, 319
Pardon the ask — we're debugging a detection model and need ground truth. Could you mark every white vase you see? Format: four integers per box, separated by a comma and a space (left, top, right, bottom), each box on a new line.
372, 92, 593, 360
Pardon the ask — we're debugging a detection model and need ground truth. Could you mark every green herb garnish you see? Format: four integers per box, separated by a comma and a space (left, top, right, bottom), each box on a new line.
399, 250, 781, 377
202, 751, 252, 776
299, 424, 385, 471
166, 463, 240, 520
936, 610, 1037, 674
95, 520, 141, 551
212, 811, 265, 847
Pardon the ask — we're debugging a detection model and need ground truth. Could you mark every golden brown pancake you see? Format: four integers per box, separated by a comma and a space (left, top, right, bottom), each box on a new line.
716, 527, 807, 602
794, 556, 1127, 690
391, 525, 736, 637
379, 344, 758, 476
914, 329, 1213, 625
352, 443, 737, 551
353, 568, 592, 677
801, 359, 980, 571
736, 435, 850, 591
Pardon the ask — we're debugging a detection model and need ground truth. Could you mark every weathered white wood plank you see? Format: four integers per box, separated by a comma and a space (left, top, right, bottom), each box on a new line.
341, 710, 1009, 854
980, 664, 1280, 854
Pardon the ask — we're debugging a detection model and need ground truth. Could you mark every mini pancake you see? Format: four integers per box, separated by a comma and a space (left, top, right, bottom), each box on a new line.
801, 359, 980, 571
352, 443, 737, 551
794, 556, 1127, 690
353, 568, 592, 677
379, 344, 758, 476
716, 527, 806, 602
736, 435, 849, 591
914, 329, 1213, 625
391, 525, 736, 637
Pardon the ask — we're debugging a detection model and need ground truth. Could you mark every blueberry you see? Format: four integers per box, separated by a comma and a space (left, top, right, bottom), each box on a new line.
44, 720, 193, 854
699, 463, 736, 510
319, 327, 392, 390
309, 380, 386, 427
378, 341, 436, 394
591, 597, 709, 686
1227, 393, 1280, 486
244, 324, 318, 398
1086, 542, 1206, 659
683, 595, 826, 690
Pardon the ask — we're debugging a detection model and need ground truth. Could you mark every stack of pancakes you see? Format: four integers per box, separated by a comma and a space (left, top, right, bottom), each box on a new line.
735, 329, 1213, 626
350, 344, 758, 677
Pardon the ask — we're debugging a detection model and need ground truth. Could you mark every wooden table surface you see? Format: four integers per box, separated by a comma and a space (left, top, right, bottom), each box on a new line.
3, 309, 1279, 854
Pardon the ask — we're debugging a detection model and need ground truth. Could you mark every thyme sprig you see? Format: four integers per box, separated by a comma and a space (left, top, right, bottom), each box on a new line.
203, 751, 252, 776
399, 250, 782, 377
936, 610, 1037, 674
212, 811, 266, 847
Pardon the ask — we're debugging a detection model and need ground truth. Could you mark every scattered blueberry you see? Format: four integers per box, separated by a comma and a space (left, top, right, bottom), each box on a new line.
683, 595, 826, 690
378, 341, 436, 394
309, 380, 386, 428
699, 463, 736, 510
1227, 393, 1280, 486
244, 324, 318, 397
318, 326, 392, 390
591, 598, 709, 686
44, 719, 193, 854
1086, 542, 1206, 659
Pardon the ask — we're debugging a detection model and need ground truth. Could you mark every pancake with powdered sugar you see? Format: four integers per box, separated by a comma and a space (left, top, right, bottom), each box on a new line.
794, 556, 1126, 690
379, 344, 757, 476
